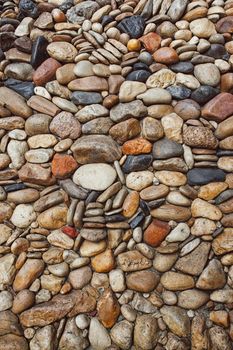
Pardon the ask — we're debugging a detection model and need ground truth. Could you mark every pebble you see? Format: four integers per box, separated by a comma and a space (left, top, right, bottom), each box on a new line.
0, 1, 232, 348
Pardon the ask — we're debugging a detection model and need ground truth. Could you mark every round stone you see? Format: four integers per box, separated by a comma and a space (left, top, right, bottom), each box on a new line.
73, 163, 117, 191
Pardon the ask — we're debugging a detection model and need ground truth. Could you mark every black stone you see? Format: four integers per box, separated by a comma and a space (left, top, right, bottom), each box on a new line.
102, 15, 114, 27
4, 183, 27, 192
0, 19, 20, 27
0, 48, 5, 61
140, 200, 150, 215
105, 214, 126, 223
191, 85, 220, 105
166, 85, 191, 100
0, 32, 16, 51
5, 79, 35, 99
205, 44, 227, 59
85, 190, 101, 205
31, 36, 49, 69
153, 138, 183, 159
215, 189, 233, 205
19, 0, 39, 18
129, 211, 145, 229
148, 198, 166, 209
187, 168, 226, 186
117, 15, 145, 39
217, 150, 233, 157
122, 155, 153, 173
59, 179, 89, 200
71, 91, 102, 105
126, 70, 151, 82
170, 61, 194, 74
133, 62, 150, 71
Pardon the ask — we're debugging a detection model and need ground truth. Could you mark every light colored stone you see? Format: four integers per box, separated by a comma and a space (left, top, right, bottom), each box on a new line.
166, 223, 190, 242
126, 171, 154, 191
11, 204, 36, 228
119, 81, 146, 102
191, 198, 222, 220
146, 69, 176, 89
89, 318, 111, 350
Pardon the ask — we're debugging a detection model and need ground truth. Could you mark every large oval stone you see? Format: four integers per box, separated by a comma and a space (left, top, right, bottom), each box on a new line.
71, 135, 121, 164
73, 163, 117, 191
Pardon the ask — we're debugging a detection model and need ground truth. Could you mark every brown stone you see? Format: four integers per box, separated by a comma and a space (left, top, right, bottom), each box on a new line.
27, 96, 61, 117
126, 270, 160, 292
117, 250, 152, 272
91, 249, 115, 273
109, 118, 141, 144
51, 153, 78, 179
221, 73, 233, 93
202, 93, 233, 122
33, 58, 61, 86
183, 125, 218, 149
108, 75, 125, 94
122, 191, 140, 218
216, 16, 233, 33
18, 163, 56, 186
139, 32, 161, 53
151, 204, 191, 222
209, 311, 229, 328
97, 289, 120, 328
56, 63, 76, 84
19, 291, 89, 326
13, 259, 45, 292
49, 111, 81, 139
144, 219, 170, 247
148, 104, 174, 118
161, 272, 195, 291
122, 137, 152, 155
68, 77, 108, 91
0, 334, 28, 350
196, 259, 226, 290
12, 290, 35, 314
37, 205, 68, 229
212, 228, 233, 255
0, 87, 32, 118
153, 47, 179, 65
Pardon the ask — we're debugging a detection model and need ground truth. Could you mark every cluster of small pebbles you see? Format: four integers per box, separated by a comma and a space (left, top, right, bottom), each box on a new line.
1, 0, 233, 349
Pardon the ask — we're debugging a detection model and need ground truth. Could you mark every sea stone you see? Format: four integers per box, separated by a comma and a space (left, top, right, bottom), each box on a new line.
187, 168, 226, 185
47, 42, 78, 63
49, 112, 81, 139
196, 259, 226, 290
190, 18, 216, 38
183, 125, 218, 149
117, 16, 145, 39
161, 271, 195, 291
13, 259, 44, 292
134, 315, 158, 349
97, 289, 120, 328
0, 87, 32, 118
67, 1, 100, 24
212, 228, 233, 255
71, 135, 121, 164
144, 219, 170, 247
146, 69, 176, 89
126, 270, 159, 292
191, 198, 222, 220
202, 93, 233, 122
110, 100, 147, 122
73, 163, 116, 191
160, 306, 190, 337
117, 251, 152, 272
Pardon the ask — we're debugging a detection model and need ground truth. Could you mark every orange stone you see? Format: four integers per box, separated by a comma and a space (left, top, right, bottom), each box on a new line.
144, 219, 170, 247
140, 32, 161, 53
51, 153, 78, 179
122, 137, 152, 155
221, 73, 233, 93
127, 39, 141, 51
123, 191, 140, 218
91, 249, 115, 273
153, 47, 179, 65
97, 289, 120, 328
33, 58, 62, 86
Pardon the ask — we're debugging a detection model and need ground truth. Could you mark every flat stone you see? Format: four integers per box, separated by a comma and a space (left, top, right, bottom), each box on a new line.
117, 250, 152, 272
80, 240, 107, 257
31, 36, 49, 69
71, 135, 121, 164
89, 318, 111, 350
110, 320, 133, 350
151, 204, 191, 222
139, 32, 161, 53
76, 104, 108, 123
126, 170, 154, 191
142, 117, 164, 141
191, 85, 219, 105
109, 118, 141, 144
126, 70, 150, 83
67, 1, 100, 24
153, 138, 183, 159
138, 88, 172, 105
187, 168, 226, 185
191, 198, 222, 220
166, 85, 191, 100
33, 58, 61, 86
212, 228, 233, 255
51, 154, 78, 179
216, 16, 233, 33
97, 289, 120, 328
0, 254, 16, 288
196, 259, 226, 290
4, 79, 34, 100
13, 259, 44, 292
153, 47, 179, 65
47, 42, 77, 63
71, 91, 103, 105
68, 266, 92, 289
5, 63, 34, 81
146, 69, 176, 89
170, 61, 194, 74
190, 18, 216, 38
68, 77, 108, 91
122, 154, 153, 173
25, 113, 52, 135
110, 100, 147, 122
126, 270, 159, 292
166, 223, 190, 242
37, 205, 68, 230
174, 99, 200, 120
11, 204, 36, 228
27, 96, 60, 117
160, 306, 190, 337
161, 113, 183, 143
119, 81, 146, 102
161, 271, 195, 291
0, 87, 32, 118
202, 92, 233, 122
194, 63, 220, 87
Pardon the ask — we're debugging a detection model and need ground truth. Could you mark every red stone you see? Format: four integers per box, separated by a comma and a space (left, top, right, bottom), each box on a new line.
153, 47, 179, 65
33, 58, 62, 86
62, 226, 78, 238
51, 153, 78, 179
202, 93, 233, 122
144, 219, 170, 247
139, 32, 161, 53
216, 16, 233, 33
